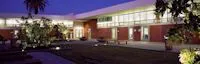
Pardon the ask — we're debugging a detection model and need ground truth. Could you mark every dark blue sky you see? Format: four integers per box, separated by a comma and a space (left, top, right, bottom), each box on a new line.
0, 0, 133, 15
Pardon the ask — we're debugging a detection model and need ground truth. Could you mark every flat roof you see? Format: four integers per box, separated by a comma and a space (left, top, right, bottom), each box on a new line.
0, 13, 75, 20
75, 0, 156, 19
0, 0, 156, 20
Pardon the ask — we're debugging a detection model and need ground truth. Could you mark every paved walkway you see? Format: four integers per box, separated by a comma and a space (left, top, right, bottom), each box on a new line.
28, 52, 75, 64
51, 40, 200, 52
113, 41, 200, 52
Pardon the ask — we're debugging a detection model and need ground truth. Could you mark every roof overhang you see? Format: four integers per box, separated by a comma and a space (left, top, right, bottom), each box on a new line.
75, 0, 156, 19
0, 13, 75, 20
0, 0, 157, 21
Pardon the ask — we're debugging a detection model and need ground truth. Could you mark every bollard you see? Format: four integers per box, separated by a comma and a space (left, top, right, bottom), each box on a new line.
106, 41, 108, 44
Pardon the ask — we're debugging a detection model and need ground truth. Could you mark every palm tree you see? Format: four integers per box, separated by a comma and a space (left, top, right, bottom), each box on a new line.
24, 0, 47, 15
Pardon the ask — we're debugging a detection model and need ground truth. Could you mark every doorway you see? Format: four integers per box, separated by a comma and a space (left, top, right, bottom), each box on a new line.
112, 28, 117, 40
128, 27, 133, 40
141, 26, 149, 41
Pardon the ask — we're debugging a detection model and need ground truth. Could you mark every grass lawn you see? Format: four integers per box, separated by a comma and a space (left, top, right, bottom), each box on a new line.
51, 44, 180, 64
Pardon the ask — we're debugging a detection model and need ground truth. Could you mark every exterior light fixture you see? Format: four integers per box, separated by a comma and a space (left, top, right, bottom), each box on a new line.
103, 43, 107, 45
33, 46, 36, 48
22, 49, 25, 52
94, 44, 99, 46
55, 47, 60, 50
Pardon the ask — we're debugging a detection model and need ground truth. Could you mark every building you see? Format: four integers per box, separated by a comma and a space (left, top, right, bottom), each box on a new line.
0, 0, 199, 43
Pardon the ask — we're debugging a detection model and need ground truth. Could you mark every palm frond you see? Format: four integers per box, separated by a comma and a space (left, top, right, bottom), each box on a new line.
24, 0, 47, 15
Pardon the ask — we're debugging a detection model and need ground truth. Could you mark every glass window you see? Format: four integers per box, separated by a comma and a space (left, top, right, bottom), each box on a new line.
135, 21, 140, 24
163, 11, 168, 18
6, 18, 21, 27
113, 16, 119, 22
140, 12, 147, 21
119, 15, 124, 22
161, 18, 168, 23
124, 15, 129, 22
63, 20, 73, 27
115, 22, 119, 26
107, 17, 112, 21
141, 20, 147, 24
124, 22, 129, 26
129, 14, 134, 21
147, 11, 155, 20
129, 21, 134, 26
0, 18, 5, 27
147, 19, 154, 23
134, 13, 140, 21
111, 22, 115, 27
112, 16, 115, 22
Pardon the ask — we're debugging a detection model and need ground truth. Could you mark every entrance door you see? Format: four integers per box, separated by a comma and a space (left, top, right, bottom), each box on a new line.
133, 26, 141, 41
128, 28, 133, 40
112, 28, 117, 40
88, 28, 91, 39
141, 26, 149, 41
74, 27, 83, 39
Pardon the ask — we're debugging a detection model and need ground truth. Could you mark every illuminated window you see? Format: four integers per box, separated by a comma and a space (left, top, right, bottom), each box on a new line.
129, 21, 134, 26
134, 13, 140, 21
129, 14, 134, 21
147, 11, 155, 20
124, 15, 129, 22
135, 21, 140, 24
115, 22, 119, 26
162, 18, 168, 23
140, 12, 147, 21
74, 26, 83, 38
147, 20, 154, 23
6, 18, 21, 27
124, 22, 129, 26
52, 20, 73, 27
113, 16, 119, 22
162, 11, 168, 18
119, 15, 124, 22
141, 20, 147, 24
0, 18, 5, 27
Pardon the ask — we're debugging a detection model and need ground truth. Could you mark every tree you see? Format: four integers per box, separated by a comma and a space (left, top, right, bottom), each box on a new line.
19, 17, 53, 46
24, 0, 47, 16
155, 0, 200, 44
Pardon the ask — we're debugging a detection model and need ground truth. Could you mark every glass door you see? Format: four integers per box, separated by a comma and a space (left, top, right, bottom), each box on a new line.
88, 29, 91, 39
74, 27, 83, 39
112, 28, 117, 40
128, 27, 133, 40
141, 26, 149, 41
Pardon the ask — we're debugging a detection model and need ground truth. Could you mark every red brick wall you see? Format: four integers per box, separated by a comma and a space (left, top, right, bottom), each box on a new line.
150, 24, 174, 42
133, 26, 141, 41
191, 33, 200, 44
83, 19, 98, 39
117, 27, 128, 40
192, 37, 200, 44
0, 29, 13, 40
97, 28, 111, 39
150, 25, 163, 42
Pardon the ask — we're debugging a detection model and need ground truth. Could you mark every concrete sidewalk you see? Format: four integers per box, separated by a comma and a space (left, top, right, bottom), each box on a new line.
114, 41, 200, 52
28, 52, 75, 64
52, 40, 200, 52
